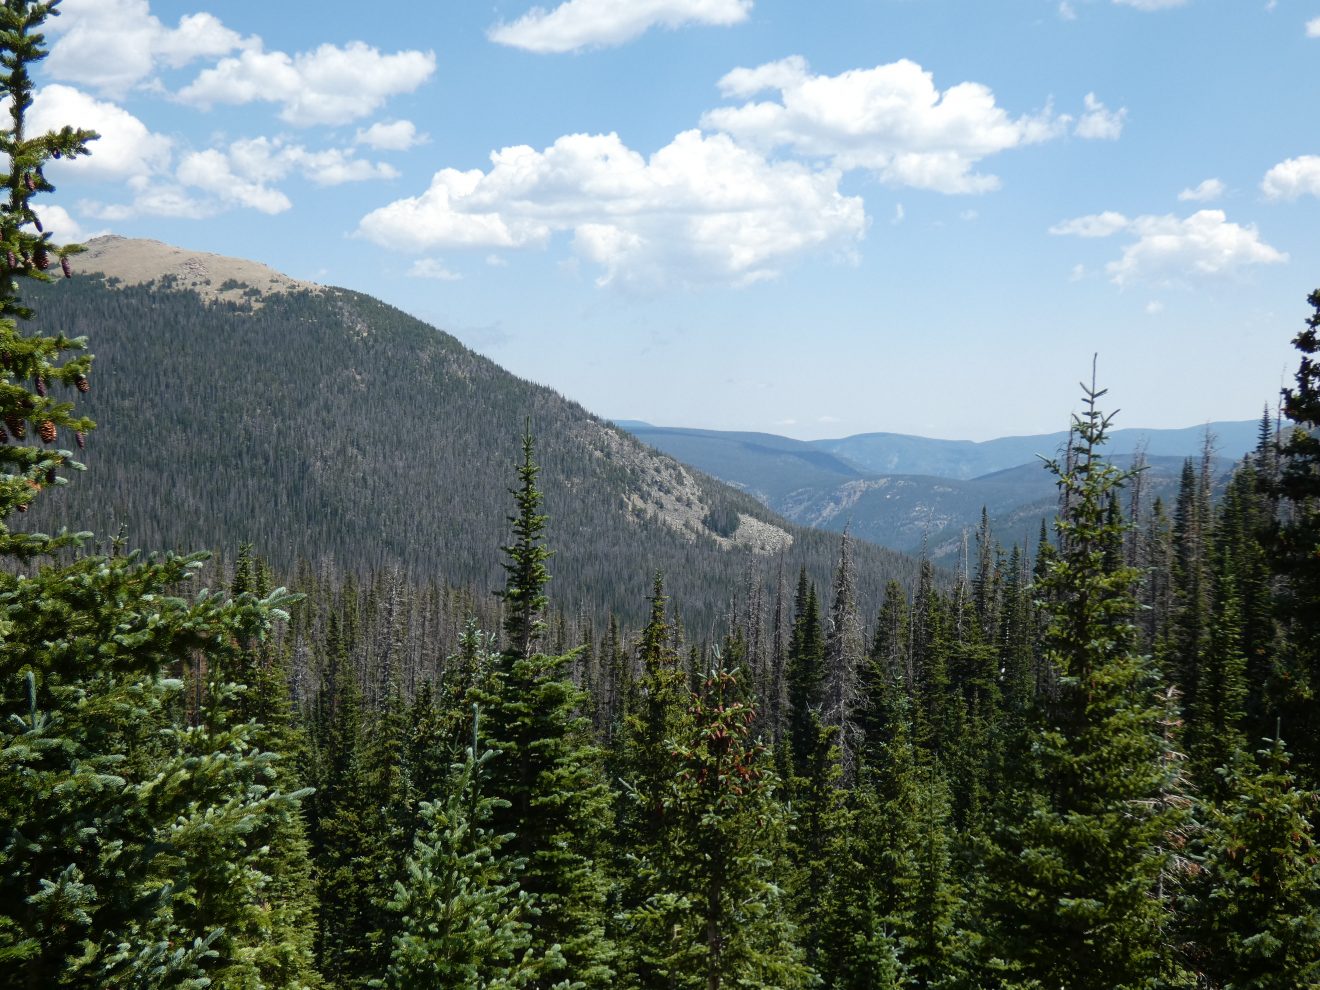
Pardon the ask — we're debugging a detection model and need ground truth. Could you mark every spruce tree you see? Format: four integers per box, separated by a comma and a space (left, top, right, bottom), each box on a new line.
380, 709, 541, 990
979, 372, 1182, 990
1273, 288, 1320, 786
1, 11, 314, 986
483, 432, 614, 989
661, 659, 812, 990
1184, 736, 1320, 989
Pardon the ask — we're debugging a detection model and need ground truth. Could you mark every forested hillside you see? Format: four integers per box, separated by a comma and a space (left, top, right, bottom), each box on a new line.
21, 241, 920, 630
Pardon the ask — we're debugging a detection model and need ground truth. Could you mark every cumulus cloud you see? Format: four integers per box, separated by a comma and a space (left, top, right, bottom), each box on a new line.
700, 56, 1064, 194
1261, 155, 1320, 200
358, 129, 866, 289
30, 85, 173, 181
1307, 16, 1320, 36
45, 0, 252, 96
177, 41, 435, 126
355, 120, 426, 151
225, 136, 398, 186
489, 0, 751, 53
27, 204, 106, 243
1052, 208, 1287, 285
1178, 177, 1225, 202
1049, 211, 1130, 237
409, 259, 463, 281
1075, 93, 1126, 140
78, 130, 395, 220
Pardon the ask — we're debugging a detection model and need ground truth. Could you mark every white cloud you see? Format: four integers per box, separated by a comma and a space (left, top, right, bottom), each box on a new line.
1261, 155, 1320, 199
46, 0, 252, 96
27, 204, 106, 243
1059, 2, 1077, 19
409, 259, 463, 281
355, 120, 426, 151
1054, 208, 1287, 285
358, 129, 867, 289
1113, 0, 1188, 9
1178, 177, 1225, 202
891, 203, 905, 225
701, 56, 1064, 194
1069, 263, 1086, 281
29, 85, 173, 181
1307, 16, 1320, 36
1049, 211, 1130, 237
177, 42, 435, 126
226, 136, 398, 186
486, 254, 509, 267
489, 0, 751, 53
177, 149, 292, 214
1075, 93, 1126, 140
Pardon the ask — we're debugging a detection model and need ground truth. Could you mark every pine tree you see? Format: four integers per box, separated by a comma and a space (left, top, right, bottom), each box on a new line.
979, 371, 1182, 990
499, 426, 552, 663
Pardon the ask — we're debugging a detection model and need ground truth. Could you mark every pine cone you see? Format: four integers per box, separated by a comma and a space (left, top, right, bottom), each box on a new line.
35, 376, 46, 397
6, 252, 15, 270
38, 420, 56, 443
60, 255, 71, 279
4, 417, 24, 439
0, 427, 8, 443
23, 173, 34, 191
32, 215, 42, 233
75, 374, 89, 393
33, 247, 49, 270
45, 467, 56, 484
74, 430, 85, 449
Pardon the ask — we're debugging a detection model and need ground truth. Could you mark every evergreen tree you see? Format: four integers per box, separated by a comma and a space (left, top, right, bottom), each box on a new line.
1273, 288, 1320, 786
1184, 736, 1320, 989
483, 433, 614, 989
979, 372, 1182, 990
824, 530, 866, 784
661, 660, 812, 990
380, 709, 541, 990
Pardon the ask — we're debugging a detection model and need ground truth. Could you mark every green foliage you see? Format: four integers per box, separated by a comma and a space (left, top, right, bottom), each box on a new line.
1185, 737, 1320, 989
0, 0, 97, 558
979, 374, 1182, 990
0, 551, 308, 989
658, 661, 812, 990
380, 714, 541, 990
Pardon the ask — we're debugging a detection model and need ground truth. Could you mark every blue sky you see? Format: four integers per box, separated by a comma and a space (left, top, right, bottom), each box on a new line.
29, 0, 1320, 440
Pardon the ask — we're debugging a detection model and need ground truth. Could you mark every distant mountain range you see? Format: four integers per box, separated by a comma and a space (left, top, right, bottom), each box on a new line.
20, 236, 923, 631
618, 420, 1259, 559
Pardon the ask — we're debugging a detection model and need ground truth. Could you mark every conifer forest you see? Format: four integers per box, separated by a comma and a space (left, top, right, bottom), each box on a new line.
4, 4, 1320, 988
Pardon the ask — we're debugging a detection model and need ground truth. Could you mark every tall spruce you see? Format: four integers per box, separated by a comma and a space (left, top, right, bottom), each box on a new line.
979, 371, 1182, 990
483, 432, 614, 989
1273, 288, 1320, 786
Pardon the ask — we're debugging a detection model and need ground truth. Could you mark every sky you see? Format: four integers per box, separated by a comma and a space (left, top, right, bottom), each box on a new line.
25, 0, 1320, 441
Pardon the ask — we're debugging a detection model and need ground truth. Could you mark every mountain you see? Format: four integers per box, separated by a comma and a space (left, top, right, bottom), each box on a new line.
619, 421, 1255, 558
819, 423, 1260, 479
21, 236, 922, 631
